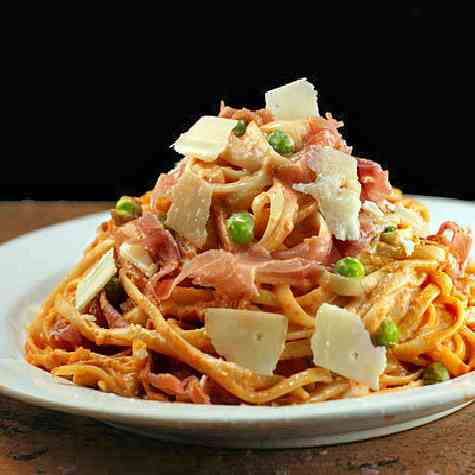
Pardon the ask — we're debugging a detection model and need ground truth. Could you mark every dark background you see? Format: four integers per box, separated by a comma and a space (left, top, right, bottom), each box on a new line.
3, 6, 473, 201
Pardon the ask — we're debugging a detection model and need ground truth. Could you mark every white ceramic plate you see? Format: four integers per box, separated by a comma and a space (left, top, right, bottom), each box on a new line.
0, 196, 474, 448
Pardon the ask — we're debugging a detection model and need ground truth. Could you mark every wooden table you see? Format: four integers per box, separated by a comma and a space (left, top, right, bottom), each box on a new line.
0, 201, 473, 475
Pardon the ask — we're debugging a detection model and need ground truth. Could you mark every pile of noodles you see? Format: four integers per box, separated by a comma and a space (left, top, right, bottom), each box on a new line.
26, 106, 475, 405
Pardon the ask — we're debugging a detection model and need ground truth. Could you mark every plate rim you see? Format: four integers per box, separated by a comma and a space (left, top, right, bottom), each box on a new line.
0, 362, 473, 424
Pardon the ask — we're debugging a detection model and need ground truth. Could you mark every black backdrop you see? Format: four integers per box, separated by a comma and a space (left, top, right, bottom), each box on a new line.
3, 6, 473, 201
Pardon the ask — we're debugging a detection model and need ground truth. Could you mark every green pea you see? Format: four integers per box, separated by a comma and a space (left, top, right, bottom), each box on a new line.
422, 362, 450, 385
226, 212, 255, 244
334, 257, 365, 278
381, 226, 397, 244
267, 130, 295, 155
104, 276, 127, 307
157, 214, 167, 225
233, 120, 247, 137
115, 196, 142, 218
374, 319, 400, 347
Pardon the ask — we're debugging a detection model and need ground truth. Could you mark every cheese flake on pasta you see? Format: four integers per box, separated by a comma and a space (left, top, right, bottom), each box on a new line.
119, 242, 157, 277
265, 78, 319, 120
311, 303, 386, 390
173, 116, 238, 161
166, 168, 213, 248
206, 309, 288, 375
75, 249, 117, 311
294, 148, 361, 240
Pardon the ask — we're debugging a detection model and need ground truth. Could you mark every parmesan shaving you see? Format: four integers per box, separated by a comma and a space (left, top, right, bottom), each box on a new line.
311, 303, 386, 390
206, 309, 288, 375
265, 78, 319, 120
362, 200, 384, 218
294, 148, 361, 240
75, 249, 117, 311
119, 242, 157, 277
173, 116, 238, 162
394, 206, 430, 238
166, 169, 213, 248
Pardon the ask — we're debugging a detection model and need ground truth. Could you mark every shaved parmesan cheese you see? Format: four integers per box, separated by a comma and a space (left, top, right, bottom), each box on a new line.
383, 200, 396, 212
394, 206, 430, 238
265, 78, 319, 120
362, 200, 384, 218
294, 148, 361, 240
311, 303, 386, 390
119, 242, 157, 277
173, 116, 238, 162
396, 228, 416, 257
400, 238, 415, 256
361, 200, 400, 238
75, 249, 117, 311
166, 169, 213, 248
206, 309, 288, 375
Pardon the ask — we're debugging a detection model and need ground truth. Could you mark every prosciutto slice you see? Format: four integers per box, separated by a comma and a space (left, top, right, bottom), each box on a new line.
304, 114, 352, 154
253, 257, 322, 286
274, 146, 318, 185
99, 292, 128, 329
155, 249, 323, 301
168, 250, 258, 300
113, 221, 141, 250
136, 213, 181, 279
50, 318, 83, 350
357, 158, 391, 205
150, 158, 187, 209
272, 235, 332, 263
430, 221, 473, 272
147, 372, 210, 404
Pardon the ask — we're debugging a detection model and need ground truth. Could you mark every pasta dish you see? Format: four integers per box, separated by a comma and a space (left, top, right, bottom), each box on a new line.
26, 79, 475, 405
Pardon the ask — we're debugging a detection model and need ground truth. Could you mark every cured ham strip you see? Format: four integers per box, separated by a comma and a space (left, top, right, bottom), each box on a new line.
273, 235, 332, 263
142, 356, 210, 404
253, 258, 322, 286
49, 318, 83, 350
171, 250, 258, 300
99, 291, 128, 329
136, 213, 180, 279
274, 146, 317, 185
113, 221, 141, 250
357, 158, 391, 205
115, 214, 180, 290
87, 297, 108, 328
304, 114, 351, 153
150, 158, 187, 208
430, 221, 473, 272
156, 249, 323, 301
147, 371, 210, 404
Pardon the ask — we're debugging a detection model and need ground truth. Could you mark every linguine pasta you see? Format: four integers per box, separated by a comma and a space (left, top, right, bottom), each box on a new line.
26, 80, 475, 405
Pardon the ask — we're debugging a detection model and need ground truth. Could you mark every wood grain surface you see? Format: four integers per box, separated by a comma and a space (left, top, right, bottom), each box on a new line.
0, 201, 474, 475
